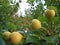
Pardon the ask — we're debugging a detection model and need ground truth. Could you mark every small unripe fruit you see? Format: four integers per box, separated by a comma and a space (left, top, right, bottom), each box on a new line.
30, 19, 41, 30
3, 31, 11, 39
45, 9, 55, 20
10, 32, 23, 44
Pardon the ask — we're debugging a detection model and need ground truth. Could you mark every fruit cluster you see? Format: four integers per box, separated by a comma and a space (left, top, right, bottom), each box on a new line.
3, 31, 23, 45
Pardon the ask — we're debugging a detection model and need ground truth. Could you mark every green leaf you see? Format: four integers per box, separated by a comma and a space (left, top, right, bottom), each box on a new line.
26, 35, 40, 45
38, 16, 47, 22
38, 16, 48, 28
6, 22, 17, 30
53, 17, 60, 25
44, 35, 58, 45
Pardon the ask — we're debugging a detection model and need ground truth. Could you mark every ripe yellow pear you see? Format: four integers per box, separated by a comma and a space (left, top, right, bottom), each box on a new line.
45, 9, 55, 20
10, 32, 23, 44
3, 31, 11, 39
30, 19, 41, 30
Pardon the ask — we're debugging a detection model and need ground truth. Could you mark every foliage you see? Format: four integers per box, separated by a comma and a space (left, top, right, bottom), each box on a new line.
0, 0, 18, 30
0, 0, 60, 45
